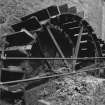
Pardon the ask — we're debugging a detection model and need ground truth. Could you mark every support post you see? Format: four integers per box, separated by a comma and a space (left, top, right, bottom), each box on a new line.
73, 26, 83, 71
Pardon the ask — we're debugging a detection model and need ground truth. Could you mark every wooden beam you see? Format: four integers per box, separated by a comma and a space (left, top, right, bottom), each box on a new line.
46, 26, 72, 70
73, 26, 83, 71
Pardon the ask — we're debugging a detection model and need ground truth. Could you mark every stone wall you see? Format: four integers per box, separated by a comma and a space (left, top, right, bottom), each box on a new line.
102, 2, 105, 40
0, 0, 103, 38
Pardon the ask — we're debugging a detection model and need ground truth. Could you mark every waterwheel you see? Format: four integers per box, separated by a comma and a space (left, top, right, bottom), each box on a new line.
0, 5, 103, 104
11, 5, 102, 72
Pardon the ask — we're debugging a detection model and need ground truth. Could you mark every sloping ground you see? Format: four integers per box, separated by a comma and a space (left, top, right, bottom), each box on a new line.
25, 73, 105, 105
1, 73, 105, 105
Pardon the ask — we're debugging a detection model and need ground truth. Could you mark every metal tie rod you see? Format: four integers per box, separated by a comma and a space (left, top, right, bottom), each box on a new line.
0, 56, 105, 60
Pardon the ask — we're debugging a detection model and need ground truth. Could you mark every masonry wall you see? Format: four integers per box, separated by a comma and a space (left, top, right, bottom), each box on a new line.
0, 0, 103, 39
102, 2, 105, 40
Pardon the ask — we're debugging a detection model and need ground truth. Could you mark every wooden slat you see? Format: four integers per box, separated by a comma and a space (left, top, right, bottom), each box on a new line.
21, 9, 49, 21
12, 17, 41, 32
